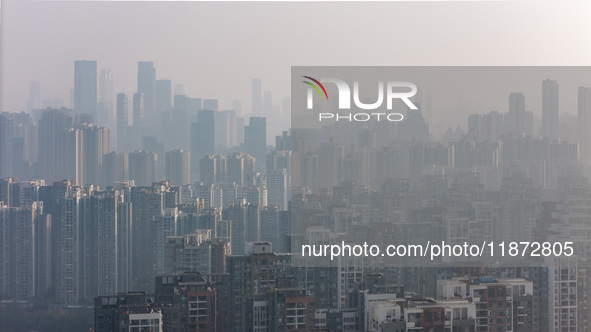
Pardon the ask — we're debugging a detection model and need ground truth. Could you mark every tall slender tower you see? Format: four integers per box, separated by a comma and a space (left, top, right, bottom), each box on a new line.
137, 62, 156, 130
0, 115, 14, 178
38, 110, 73, 183
74, 60, 97, 120
578, 87, 591, 163
133, 93, 145, 149
244, 117, 267, 170
116, 93, 129, 152
165, 149, 190, 186
542, 79, 559, 139
508, 93, 525, 135
129, 150, 157, 186
191, 110, 215, 177
98, 69, 114, 128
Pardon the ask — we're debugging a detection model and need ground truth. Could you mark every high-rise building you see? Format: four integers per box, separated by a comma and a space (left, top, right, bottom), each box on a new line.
3, 112, 37, 179
163, 229, 227, 275
0, 177, 17, 207
128, 184, 167, 289
439, 277, 534, 332
236, 117, 245, 146
0, 115, 14, 178
195, 183, 223, 210
243, 185, 267, 208
260, 206, 281, 252
128, 150, 157, 186
74, 60, 97, 120
508, 92, 525, 134
94, 292, 163, 332
226, 242, 292, 330
155, 207, 178, 275
37, 109, 74, 183
267, 150, 291, 173
542, 79, 559, 139
215, 110, 237, 148
165, 149, 190, 186
59, 186, 82, 304
98, 69, 114, 128
268, 169, 289, 210
190, 110, 215, 177
132, 92, 144, 148
137, 61, 156, 130
223, 200, 248, 255
200, 154, 226, 184
116, 93, 129, 152
226, 152, 255, 186
578, 86, 591, 163
244, 117, 266, 170
91, 190, 120, 296
99, 69, 113, 105
75, 124, 110, 186
0, 202, 45, 299
103, 151, 128, 186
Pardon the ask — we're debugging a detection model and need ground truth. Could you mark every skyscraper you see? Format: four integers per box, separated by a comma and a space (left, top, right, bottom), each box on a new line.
91, 190, 119, 296
75, 124, 110, 186
0, 115, 14, 178
133, 93, 145, 148
578, 86, 591, 163
116, 93, 129, 152
508, 92, 525, 134
244, 117, 266, 170
215, 110, 237, 148
103, 151, 128, 186
37, 109, 74, 183
190, 110, 215, 177
236, 117, 245, 145
226, 152, 255, 186
74, 60, 98, 120
268, 169, 289, 210
137, 61, 156, 129
165, 150, 190, 186
0, 202, 46, 300
59, 186, 82, 304
129, 150, 157, 186
99, 69, 113, 104
200, 154, 226, 184
542, 79, 559, 139
98, 69, 114, 128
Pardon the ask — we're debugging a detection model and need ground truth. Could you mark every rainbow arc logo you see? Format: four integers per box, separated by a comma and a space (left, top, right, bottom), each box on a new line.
302, 76, 328, 100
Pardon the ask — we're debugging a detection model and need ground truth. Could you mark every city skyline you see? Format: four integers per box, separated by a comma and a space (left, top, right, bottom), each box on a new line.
2, 1, 591, 118
3, 67, 591, 331
3, 1, 591, 331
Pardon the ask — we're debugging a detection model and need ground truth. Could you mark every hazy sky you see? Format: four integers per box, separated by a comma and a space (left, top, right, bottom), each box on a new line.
1, 0, 591, 115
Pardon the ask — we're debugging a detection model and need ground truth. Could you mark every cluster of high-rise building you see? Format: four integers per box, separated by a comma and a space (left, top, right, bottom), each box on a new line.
4, 63, 591, 331
1, 61, 281, 185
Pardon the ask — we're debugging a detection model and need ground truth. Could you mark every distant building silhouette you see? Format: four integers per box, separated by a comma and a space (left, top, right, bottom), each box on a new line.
74, 60, 97, 119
